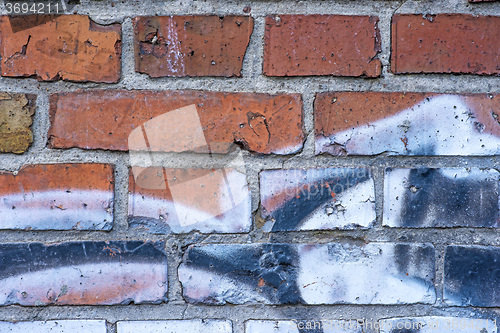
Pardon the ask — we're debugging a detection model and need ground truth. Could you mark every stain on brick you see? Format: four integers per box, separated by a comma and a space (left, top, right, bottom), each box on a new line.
391, 14, 500, 75
128, 167, 251, 233
0, 241, 167, 305
260, 168, 375, 231
0, 15, 121, 82
264, 15, 382, 77
0, 92, 35, 154
0, 164, 114, 230
179, 243, 435, 305
0, 320, 107, 333
48, 90, 304, 154
445, 245, 500, 307
134, 15, 253, 77
384, 168, 500, 228
379, 316, 497, 333
315, 92, 500, 156
117, 320, 232, 333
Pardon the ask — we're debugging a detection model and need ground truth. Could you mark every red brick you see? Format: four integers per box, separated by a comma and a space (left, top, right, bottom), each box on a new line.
391, 14, 500, 75
0, 15, 121, 82
48, 90, 304, 154
0, 164, 114, 230
315, 92, 500, 156
134, 16, 253, 77
263, 15, 382, 77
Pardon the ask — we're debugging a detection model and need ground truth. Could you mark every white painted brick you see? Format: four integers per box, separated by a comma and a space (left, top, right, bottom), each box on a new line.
380, 317, 497, 333
0, 320, 107, 333
117, 319, 232, 333
246, 320, 363, 333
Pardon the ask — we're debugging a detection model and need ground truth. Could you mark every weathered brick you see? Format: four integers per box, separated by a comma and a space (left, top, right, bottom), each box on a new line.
445, 245, 500, 306
470, 0, 498, 2
379, 316, 497, 333
384, 168, 499, 228
134, 16, 253, 77
0, 15, 121, 82
0, 164, 114, 230
391, 14, 500, 75
0, 320, 107, 333
263, 15, 381, 77
315, 92, 500, 156
117, 320, 232, 333
246, 320, 363, 333
0, 241, 167, 305
48, 90, 304, 154
260, 168, 375, 231
0, 92, 35, 154
179, 243, 435, 305
128, 166, 251, 233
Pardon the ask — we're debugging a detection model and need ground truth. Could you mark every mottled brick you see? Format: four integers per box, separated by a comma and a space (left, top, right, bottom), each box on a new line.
379, 316, 497, 333
0, 15, 121, 82
0, 92, 35, 154
117, 320, 232, 333
315, 92, 500, 156
384, 168, 499, 228
134, 16, 253, 77
128, 166, 251, 233
179, 243, 435, 305
0, 164, 114, 230
246, 320, 363, 333
445, 245, 500, 306
260, 168, 375, 231
0, 320, 107, 333
0, 241, 167, 305
264, 15, 381, 77
391, 14, 500, 75
48, 90, 304, 154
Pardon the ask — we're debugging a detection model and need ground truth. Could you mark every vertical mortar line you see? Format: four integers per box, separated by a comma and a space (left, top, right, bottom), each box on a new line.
234, 318, 246, 333
372, 166, 385, 229
434, 243, 446, 307
166, 237, 185, 302
106, 321, 116, 333
30, 91, 50, 154
300, 90, 317, 159
240, 14, 264, 79
111, 155, 130, 234
120, 17, 137, 88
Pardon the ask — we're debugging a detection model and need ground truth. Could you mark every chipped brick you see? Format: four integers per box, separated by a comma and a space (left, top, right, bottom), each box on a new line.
128, 166, 251, 233
134, 16, 253, 77
0, 15, 121, 82
384, 168, 500, 228
264, 15, 381, 77
391, 14, 500, 75
0, 164, 114, 230
315, 92, 500, 156
179, 243, 435, 305
0, 241, 167, 305
48, 90, 304, 154
0, 92, 35, 154
260, 168, 375, 231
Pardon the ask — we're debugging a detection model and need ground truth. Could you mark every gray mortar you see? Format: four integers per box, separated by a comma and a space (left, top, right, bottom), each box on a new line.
0, 0, 499, 332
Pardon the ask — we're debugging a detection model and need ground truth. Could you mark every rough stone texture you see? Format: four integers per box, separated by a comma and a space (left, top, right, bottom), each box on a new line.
0, 320, 107, 333
315, 92, 500, 156
263, 15, 381, 77
246, 320, 363, 333
0, 164, 114, 230
391, 14, 500, 75
48, 90, 304, 154
384, 168, 500, 228
117, 320, 232, 333
0, 241, 167, 305
379, 317, 497, 333
445, 245, 500, 307
134, 16, 253, 77
0, 92, 35, 154
0, 15, 121, 82
260, 168, 375, 231
128, 167, 251, 233
179, 243, 435, 305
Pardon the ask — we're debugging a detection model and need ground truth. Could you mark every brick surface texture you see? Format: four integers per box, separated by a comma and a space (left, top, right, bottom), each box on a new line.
0, 0, 499, 331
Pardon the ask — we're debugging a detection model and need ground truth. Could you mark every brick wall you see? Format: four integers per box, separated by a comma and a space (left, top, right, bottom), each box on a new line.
0, 0, 499, 332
